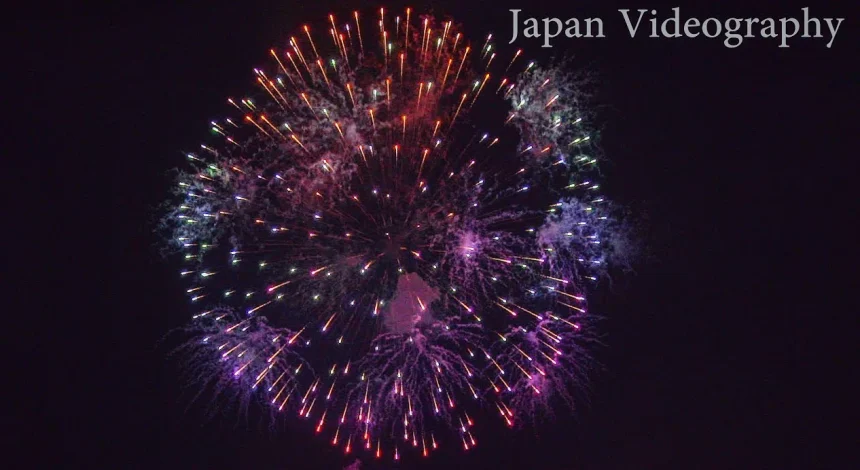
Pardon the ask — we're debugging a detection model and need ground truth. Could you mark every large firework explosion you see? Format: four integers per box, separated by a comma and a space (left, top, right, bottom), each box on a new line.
163, 7, 619, 461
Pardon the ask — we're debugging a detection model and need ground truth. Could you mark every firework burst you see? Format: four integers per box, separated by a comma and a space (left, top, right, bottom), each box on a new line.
163, 7, 618, 461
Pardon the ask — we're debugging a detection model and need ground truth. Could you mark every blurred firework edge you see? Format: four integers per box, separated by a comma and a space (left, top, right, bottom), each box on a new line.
160, 6, 629, 463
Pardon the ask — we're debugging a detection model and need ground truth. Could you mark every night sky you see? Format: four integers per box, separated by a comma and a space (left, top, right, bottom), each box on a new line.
20, 0, 852, 468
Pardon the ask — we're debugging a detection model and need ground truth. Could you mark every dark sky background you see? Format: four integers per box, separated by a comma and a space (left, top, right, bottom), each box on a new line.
18, 0, 854, 468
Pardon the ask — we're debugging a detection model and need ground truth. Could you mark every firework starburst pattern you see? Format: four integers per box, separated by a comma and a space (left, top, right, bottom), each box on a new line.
163, 7, 621, 461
